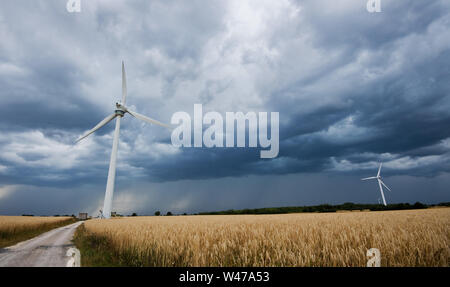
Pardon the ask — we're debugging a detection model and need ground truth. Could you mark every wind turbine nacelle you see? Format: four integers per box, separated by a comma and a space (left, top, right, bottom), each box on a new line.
115, 102, 126, 116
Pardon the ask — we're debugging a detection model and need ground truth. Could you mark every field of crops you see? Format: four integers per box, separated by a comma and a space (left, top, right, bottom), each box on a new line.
76, 208, 449, 267
0, 216, 76, 248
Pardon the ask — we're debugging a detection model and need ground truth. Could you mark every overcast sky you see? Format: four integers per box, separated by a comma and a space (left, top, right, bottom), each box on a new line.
0, 0, 449, 216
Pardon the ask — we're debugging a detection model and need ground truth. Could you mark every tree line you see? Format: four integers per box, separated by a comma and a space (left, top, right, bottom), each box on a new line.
197, 202, 450, 215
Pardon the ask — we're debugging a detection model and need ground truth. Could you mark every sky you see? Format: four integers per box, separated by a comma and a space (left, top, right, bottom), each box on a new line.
0, 0, 449, 216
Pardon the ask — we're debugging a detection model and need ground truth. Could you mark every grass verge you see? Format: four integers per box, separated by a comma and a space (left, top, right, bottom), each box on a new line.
74, 223, 168, 267
73, 223, 127, 267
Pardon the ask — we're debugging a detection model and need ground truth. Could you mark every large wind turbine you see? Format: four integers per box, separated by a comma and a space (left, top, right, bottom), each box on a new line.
76, 62, 171, 218
361, 163, 391, 206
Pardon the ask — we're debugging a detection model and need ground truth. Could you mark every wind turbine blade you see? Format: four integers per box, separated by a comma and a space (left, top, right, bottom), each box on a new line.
361, 177, 377, 180
378, 179, 387, 206
379, 179, 391, 191
127, 109, 172, 129
377, 163, 382, 177
122, 61, 127, 105
76, 113, 117, 143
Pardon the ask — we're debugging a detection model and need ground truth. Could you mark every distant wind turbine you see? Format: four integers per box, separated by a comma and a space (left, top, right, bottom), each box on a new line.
361, 163, 391, 206
76, 62, 172, 218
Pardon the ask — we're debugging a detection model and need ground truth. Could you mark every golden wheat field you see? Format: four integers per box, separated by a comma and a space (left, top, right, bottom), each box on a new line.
80, 208, 450, 267
0, 216, 75, 248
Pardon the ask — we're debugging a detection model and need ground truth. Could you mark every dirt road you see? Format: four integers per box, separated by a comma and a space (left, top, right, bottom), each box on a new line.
0, 221, 83, 267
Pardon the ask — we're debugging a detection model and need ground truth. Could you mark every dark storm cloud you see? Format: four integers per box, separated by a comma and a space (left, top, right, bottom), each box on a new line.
0, 0, 449, 215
